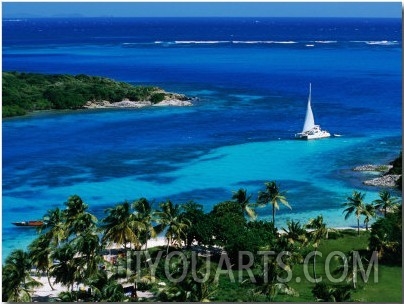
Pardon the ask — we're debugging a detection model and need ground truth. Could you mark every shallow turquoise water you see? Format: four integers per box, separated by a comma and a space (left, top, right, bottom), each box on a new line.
2, 104, 401, 261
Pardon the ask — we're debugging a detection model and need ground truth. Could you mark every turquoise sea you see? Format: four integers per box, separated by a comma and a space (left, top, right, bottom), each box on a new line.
2, 17, 402, 261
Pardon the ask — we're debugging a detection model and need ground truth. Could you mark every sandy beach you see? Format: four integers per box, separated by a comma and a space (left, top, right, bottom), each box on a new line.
31, 275, 154, 301
31, 276, 67, 302
29, 237, 168, 301
142, 236, 168, 249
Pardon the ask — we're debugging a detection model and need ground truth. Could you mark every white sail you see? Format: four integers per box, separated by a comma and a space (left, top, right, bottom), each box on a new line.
302, 83, 315, 132
295, 83, 331, 140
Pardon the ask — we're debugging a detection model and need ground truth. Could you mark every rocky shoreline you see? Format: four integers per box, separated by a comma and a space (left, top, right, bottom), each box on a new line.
83, 98, 193, 109
83, 92, 194, 109
353, 164, 393, 172
353, 164, 401, 188
363, 175, 401, 187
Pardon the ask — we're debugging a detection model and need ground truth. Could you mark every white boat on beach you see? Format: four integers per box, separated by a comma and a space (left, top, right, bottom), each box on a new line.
295, 83, 331, 140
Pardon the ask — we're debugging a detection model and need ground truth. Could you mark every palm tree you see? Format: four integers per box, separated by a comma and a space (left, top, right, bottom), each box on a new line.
154, 200, 190, 253
254, 257, 298, 301
100, 280, 126, 301
274, 234, 304, 267
363, 203, 376, 231
87, 270, 127, 301
232, 188, 256, 220
282, 220, 308, 247
2, 249, 42, 302
373, 190, 399, 217
342, 191, 366, 236
157, 252, 217, 301
257, 181, 291, 227
58, 291, 77, 302
306, 215, 328, 282
86, 269, 108, 301
127, 267, 156, 300
50, 243, 78, 292
132, 197, 157, 249
64, 195, 87, 222
28, 234, 55, 290
64, 195, 98, 237
41, 207, 67, 246
312, 282, 352, 302
71, 229, 102, 280
180, 201, 206, 248
30, 207, 67, 291
333, 250, 369, 289
102, 201, 145, 250
69, 212, 98, 236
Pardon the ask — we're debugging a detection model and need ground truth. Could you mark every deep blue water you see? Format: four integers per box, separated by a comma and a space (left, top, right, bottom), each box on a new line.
2, 17, 402, 261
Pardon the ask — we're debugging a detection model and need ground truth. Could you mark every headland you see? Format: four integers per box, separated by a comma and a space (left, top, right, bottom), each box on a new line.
2, 71, 193, 118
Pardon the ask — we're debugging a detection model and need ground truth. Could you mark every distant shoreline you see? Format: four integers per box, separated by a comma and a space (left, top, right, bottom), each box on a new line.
83, 97, 193, 109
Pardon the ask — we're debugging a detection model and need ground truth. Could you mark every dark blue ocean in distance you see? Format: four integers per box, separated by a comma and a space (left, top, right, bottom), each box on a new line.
2, 17, 402, 261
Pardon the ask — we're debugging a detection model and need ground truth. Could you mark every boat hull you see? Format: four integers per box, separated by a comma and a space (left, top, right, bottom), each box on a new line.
295, 131, 331, 140
295, 124, 331, 140
12, 220, 43, 227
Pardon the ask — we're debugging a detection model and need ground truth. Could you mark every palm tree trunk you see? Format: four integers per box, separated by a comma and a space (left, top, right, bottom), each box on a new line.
272, 205, 275, 227
46, 269, 55, 290
133, 281, 138, 299
313, 249, 317, 282
357, 218, 360, 236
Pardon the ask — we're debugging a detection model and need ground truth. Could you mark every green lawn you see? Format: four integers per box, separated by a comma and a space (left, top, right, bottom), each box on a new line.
353, 265, 402, 302
214, 230, 402, 302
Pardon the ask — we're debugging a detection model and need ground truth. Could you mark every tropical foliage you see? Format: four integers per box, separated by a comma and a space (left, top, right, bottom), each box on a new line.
342, 191, 366, 235
341, 190, 401, 237
369, 205, 402, 265
387, 151, 402, 189
305, 215, 329, 282
312, 282, 352, 302
133, 198, 157, 249
232, 188, 256, 219
2, 250, 42, 302
257, 181, 291, 227
373, 190, 399, 217
102, 201, 145, 250
2, 184, 401, 302
154, 200, 190, 253
362, 203, 376, 231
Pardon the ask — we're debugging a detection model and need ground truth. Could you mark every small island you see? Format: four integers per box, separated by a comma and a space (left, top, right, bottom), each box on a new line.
2, 72, 192, 117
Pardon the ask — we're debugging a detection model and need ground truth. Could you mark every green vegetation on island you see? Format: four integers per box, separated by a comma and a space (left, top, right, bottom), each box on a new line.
2, 181, 402, 302
388, 151, 402, 189
2, 71, 188, 117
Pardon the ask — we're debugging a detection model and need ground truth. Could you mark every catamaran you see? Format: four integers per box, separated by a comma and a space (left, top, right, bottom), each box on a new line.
295, 83, 331, 140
